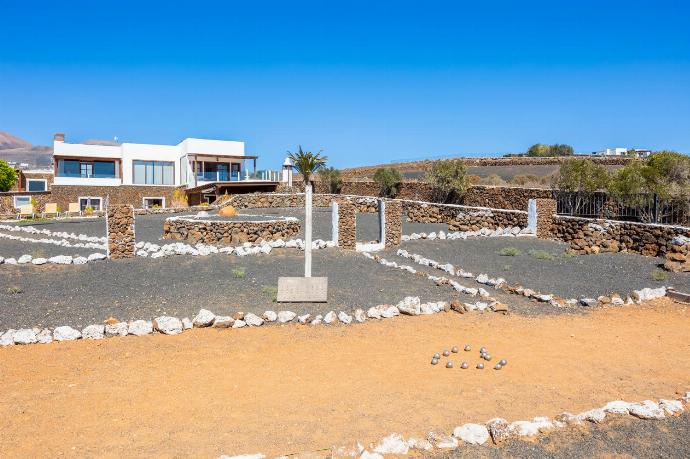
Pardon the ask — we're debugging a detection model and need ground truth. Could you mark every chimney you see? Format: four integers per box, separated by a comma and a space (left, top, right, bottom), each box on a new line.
54, 133, 65, 142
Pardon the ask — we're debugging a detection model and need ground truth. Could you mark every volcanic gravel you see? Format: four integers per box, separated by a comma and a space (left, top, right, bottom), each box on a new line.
392, 238, 690, 298
0, 248, 451, 330
428, 412, 690, 459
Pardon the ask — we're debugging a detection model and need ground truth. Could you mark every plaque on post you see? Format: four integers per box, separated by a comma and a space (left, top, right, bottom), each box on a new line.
277, 277, 328, 302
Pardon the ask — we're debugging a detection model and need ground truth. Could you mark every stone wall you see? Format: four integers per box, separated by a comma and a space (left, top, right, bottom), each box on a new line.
163, 216, 300, 245
107, 205, 135, 259
0, 191, 53, 215
51, 185, 183, 211
664, 236, 690, 272
227, 193, 380, 213
384, 200, 402, 246
552, 216, 690, 257
463, 186, 554, 210
535, 198, 557, 239
337, 202, 356, 250
402, 200, 527, 231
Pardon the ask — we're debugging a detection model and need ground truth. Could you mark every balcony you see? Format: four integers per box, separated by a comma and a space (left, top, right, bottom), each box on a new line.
195, 170, 280, 183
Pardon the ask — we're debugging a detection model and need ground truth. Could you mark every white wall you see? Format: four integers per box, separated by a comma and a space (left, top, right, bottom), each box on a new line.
121, 143, 181, 185
54, 142, 121, 159
179, 138, 244, 156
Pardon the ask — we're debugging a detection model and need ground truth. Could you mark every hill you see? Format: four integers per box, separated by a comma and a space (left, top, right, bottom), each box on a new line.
0, 130, 53, 168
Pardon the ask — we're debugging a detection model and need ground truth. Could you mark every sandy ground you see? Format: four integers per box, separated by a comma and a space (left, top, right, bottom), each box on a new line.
1, 298, 689, 458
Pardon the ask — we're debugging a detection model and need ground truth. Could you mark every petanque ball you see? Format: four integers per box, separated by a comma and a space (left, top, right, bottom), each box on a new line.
446, 361, 454, 368
443, 350, 450, 357
499, 359, 507, 366
461, 362, 469, 369
433, 353, 441, 359
480, 347, 487, 354
431, 358, 439, 365
464, 345, 471, 351
451, 346, 459, 353
494, 363, 502, 370
485, 354, 492, 361
477, 363, 485, 369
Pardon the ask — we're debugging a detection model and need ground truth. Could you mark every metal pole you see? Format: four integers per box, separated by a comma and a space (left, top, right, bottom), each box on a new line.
305, 183, 313, 278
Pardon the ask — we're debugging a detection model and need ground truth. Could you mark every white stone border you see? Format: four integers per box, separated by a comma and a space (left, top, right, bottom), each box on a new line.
0, 296, 447, 347
0, 230, 106, 250
0, 223, 107, 243
402, 226, 533, 241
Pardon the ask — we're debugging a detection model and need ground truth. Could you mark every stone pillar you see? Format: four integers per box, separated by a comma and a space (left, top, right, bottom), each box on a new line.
378, 199, 386, 244
106, 204, 136, 259
527, 199, 537, 234
331, 201, 339, 244
535, 198, 557, 239
384, 199, 402, 246
338, 201, 356, 250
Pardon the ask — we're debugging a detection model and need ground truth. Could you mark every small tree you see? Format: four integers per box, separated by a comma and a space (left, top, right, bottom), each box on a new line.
287, 145, 327, 188
373, 167, 403, 198
527, 143, 550, 157
424, 159, 470, 203
317, 167, 343, 194
527, 143, 574, 157
0, 160, 18, 192
553, 158, 610, 193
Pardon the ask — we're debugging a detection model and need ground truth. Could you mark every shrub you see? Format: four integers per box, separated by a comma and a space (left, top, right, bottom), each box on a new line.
609, 151, 689, 201
0, 160, 18, 192
317, 167, 343, 193
498, 247, 521, 256
373, 167, 403, 198
6, 286, 23, 295
479, 174, 506, 186
262, 285, 278, 302
528, 249, 555, 260
199, 202, 209, 207
231, 267, 246, 279
511, 174, 542, 187
553, 158, 610, 192
171, 188, 189, 208
84, 206, 94, 216
424, 159, 470, 203
468, 174, 481, 185
650, 268, 668, 281
527, 143, 574, 157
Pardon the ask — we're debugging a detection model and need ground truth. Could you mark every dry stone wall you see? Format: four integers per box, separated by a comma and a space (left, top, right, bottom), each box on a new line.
384, 200, 402, 246
106, 205, 135, 259
552, 216, 690, 257
51, 185, 183, 211
227, 193, 380, 213
535, 198, 557, 239
402, 200, 527, 231
337, 202, 356, 250
163, 216, 300, 245
463, 186, 554, 210
664, 236, 690, 272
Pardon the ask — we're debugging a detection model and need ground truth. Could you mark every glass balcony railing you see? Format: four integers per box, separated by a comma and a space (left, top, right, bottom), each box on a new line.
57, 172, 119, 179
196, 170, 280, 182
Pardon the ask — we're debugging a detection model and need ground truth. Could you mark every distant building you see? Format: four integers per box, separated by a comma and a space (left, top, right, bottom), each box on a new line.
630, 149, 652, 158
592, 147, 652, 158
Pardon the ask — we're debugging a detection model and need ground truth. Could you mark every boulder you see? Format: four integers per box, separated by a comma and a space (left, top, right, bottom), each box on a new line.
213, 316, 235, 328
629, 400, 666, 420
181, 317, 193, 329
153, 316, 183, 335
128, 320, 153, 336
13, 328, 38, 345
486, 418, 513, 444
105, 322, 128, 337
82, 324, 106, 340
659, 399, 684, 415
17, 254, 33, 264
53, 326, 82, 341
244, 313, 264, 327
453, 423, 490, 445
278, 311, 297, 323
396, 296, 421, 315
31, 258, 47, 265
193, 309, 216, 327
262, 311, 278, 322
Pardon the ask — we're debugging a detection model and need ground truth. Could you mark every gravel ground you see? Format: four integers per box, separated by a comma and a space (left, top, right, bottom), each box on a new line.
0, 248, 451, 330
390, 238, 690, 298
427, 413, 690, 459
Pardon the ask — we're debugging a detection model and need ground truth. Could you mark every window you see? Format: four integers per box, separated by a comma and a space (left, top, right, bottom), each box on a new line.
13, 196, 31, 208
57, 159, 117, 178
132, 161, 174, 185
26, 179, 47, 192
79, 197, 102, 212
143, 197, 165, 208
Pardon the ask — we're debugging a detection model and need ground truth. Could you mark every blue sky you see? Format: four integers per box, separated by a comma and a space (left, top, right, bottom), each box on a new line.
1, 0, 689, 168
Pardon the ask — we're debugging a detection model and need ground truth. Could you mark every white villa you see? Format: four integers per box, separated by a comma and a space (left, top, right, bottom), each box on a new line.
51, 133, 281, 208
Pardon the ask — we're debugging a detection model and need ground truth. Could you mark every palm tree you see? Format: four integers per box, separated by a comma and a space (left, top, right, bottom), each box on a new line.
287, 146, 328, 187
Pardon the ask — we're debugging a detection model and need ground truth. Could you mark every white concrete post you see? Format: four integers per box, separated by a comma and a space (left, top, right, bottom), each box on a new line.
527, 199, 537, 234
305, 183, 313, 277
331, 201, 339, 245
378, 199, 386, 245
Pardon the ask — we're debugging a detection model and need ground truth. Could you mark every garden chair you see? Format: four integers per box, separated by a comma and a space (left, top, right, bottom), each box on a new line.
43, 203, 59, 218
17, 204, 35, 220
67, 202, 82, 217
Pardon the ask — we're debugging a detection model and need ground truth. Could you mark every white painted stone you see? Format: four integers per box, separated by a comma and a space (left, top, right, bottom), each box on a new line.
232, 320, 247, 328
17, 254, 32, 264
373, 433, 409, 454
244, 313, 264, 327
633, 287, 666, 302
128, 320, 153, 336
87, 253, 107, 261
603, 400, 633, 415
105, 322, 128, 337
323, 311, 337, 324
453, 423, 489, 445
310, 315, 323, 325
379, 305, 400, 318
659, 399, 684, 415
0, 329, 16, 346
629, 400, 665, 420
396, 296, 421, 315
359, 452, 383, 459
427, 430, 458, 449
181, 317, 193, 330
193, 309, 216, 327
366, 306, 382, 319
49, 255, 73, 265
13, 328, 37, 344
73, 256, 88, 265
576, 408, 606, 423
53, 326, 81, 341
4, 258, 17, 265
31, 257, 47, 265
36, 328, 52, 344
153, 316, 183, 335
212, 316, 234, 328
508, 417, 554, 437
277, 311, 297, 323
406, 437, 433, 451
82, 324, 106, 340
297, 314, 311, 324
262, 311, 278, 322
353, 308, 367, 323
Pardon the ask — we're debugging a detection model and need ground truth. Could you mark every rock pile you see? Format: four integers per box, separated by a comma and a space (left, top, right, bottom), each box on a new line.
664, 235, 690, 272
106, 204, 136, 259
